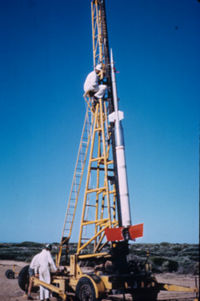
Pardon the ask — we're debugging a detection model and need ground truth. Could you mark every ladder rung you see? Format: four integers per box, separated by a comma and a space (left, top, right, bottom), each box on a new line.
94, 127, 102, 132
67, 212, 75, 215
90, 167, 114, 172
81, 140, 88, 144
67, 212, 74, 215
91, 157, 104, 162
87, 187, 106, 193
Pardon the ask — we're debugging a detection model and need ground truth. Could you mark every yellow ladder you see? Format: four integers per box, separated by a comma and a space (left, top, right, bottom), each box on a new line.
57, 99, 94, 265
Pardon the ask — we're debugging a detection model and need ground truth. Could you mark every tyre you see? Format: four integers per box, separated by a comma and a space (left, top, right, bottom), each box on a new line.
18, 265, 29, 292
75, 277, 96, 301
18, 265, 39, 293
5, 269, 15, 279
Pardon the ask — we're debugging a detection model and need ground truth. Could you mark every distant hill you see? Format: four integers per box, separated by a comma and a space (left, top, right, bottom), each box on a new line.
0, 242, 198, 275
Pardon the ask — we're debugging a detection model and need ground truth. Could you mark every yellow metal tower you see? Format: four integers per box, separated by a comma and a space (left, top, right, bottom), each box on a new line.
57, 0, 120, 264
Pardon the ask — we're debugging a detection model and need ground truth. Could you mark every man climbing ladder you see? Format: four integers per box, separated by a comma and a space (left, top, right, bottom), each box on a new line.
83, 63, 107, 99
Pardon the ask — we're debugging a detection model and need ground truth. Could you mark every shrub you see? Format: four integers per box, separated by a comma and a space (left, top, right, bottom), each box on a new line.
166, 260, 179, 272
151, 257, 166, 266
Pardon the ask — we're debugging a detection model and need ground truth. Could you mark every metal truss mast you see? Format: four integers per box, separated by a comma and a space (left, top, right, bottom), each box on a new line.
57, 0, 120, 265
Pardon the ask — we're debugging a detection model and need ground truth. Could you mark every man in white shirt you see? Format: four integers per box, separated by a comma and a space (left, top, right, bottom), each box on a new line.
37, 244, 57, 301
84, 64, 107, 99
27, 253, 41, 300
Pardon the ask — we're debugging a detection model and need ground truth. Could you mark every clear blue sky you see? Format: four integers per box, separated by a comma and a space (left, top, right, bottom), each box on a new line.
0, 0, 199, 244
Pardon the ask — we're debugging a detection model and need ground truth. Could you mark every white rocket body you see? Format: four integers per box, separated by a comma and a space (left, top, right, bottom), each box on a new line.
109, 49, 132, 227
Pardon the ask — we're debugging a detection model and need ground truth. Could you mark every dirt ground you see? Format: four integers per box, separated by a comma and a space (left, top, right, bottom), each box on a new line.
0, 260, 198, 301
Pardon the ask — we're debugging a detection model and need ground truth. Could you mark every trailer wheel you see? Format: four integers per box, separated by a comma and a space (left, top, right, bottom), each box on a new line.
76, 277, 96, 301
18, 265, 29, 292
18, 265, 39, 293
5, 269, 15, 279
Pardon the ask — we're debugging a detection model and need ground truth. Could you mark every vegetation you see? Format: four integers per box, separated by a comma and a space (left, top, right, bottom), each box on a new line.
0, 242, 198, 275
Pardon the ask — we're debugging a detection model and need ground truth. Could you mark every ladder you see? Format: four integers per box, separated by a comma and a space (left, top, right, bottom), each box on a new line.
57, 98, 94, 265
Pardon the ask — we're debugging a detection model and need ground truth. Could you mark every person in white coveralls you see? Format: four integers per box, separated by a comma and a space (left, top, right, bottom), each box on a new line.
27, 253, 41, 300
37, 244, 57, 301
84, 63, 107, 99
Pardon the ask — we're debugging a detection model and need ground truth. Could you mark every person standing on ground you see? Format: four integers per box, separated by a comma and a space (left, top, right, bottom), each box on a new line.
37, 244, 57, 301
27, 252, 41, 300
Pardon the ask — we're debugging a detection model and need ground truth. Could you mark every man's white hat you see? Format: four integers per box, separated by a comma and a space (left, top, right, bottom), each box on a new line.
95, 64, 102, 71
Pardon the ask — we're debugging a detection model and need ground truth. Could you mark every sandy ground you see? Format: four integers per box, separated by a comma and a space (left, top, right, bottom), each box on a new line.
0, 260, 198, 301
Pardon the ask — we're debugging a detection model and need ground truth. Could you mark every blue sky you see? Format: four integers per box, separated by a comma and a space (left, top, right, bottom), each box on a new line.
0, 0, 199, 244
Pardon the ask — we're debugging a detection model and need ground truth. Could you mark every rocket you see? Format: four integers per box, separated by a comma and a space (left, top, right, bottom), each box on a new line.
105, 49, 143, 241
109, 49, 132, 228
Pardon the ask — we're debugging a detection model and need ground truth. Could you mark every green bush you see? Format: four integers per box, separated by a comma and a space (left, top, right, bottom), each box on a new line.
166, 260, 179, 272
160, 242, 170, 246
15, 241, 44, 248
151, 257, 166, 266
